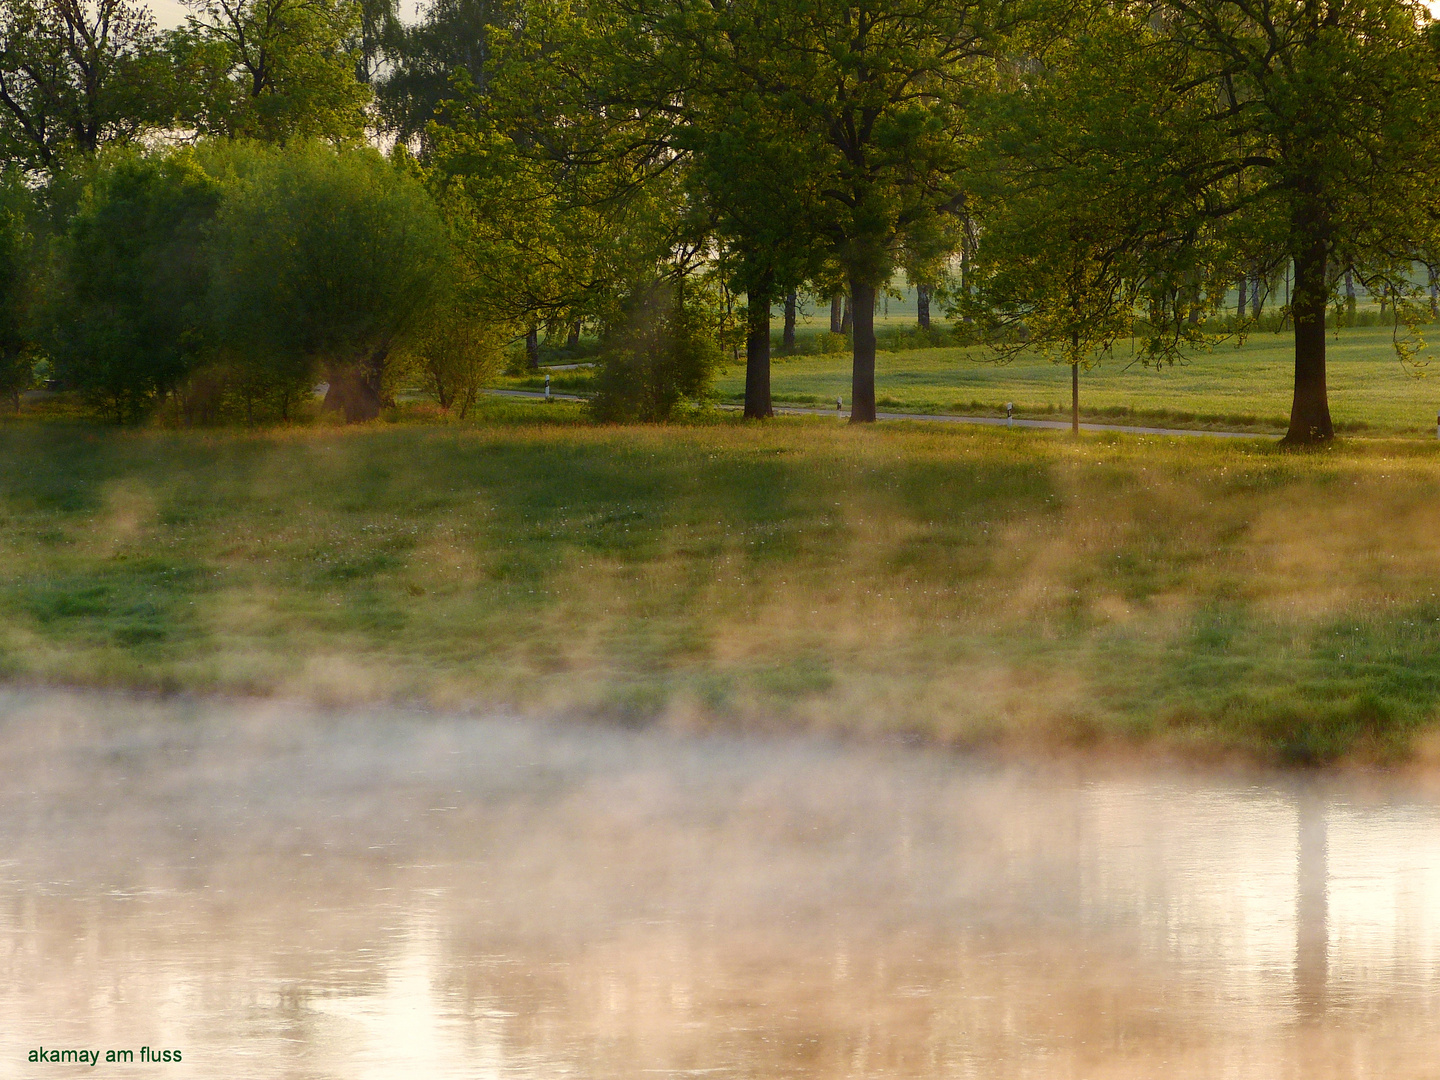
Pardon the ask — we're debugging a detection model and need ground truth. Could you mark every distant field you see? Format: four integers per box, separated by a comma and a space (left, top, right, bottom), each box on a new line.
505, 324, 1440, 436
722, 325, 1440, 435
7, 404, 1440, 763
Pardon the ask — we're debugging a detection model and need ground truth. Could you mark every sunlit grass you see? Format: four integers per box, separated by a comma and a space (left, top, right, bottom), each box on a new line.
494, 324, 1440, 436
708, 324, 1440, 435
5, 397, 1440, 762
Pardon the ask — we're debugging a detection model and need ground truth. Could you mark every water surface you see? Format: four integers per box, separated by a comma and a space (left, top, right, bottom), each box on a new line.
2, 691, 1438, 1078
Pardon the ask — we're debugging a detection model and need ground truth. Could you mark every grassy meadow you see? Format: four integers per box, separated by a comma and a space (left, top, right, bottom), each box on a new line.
508, 323, 1440, 435
6, 398, 1440, 763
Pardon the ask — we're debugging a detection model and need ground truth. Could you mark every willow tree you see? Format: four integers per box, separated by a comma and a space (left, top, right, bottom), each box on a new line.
210, 142, 448, 421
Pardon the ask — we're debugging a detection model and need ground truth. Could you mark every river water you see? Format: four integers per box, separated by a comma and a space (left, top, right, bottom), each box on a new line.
1, 690, 1438, 1078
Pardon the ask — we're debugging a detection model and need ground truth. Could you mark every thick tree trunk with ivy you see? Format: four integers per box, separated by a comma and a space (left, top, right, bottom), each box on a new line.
849, 280, 877, 423
783, 291, 796, 352
1285, 240, 1334, 444
744, 283, 773, 418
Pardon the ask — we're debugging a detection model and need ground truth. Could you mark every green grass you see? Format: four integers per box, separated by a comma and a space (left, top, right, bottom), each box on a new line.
6, 398, 1440, 763
710, 324, 1440, 435
496, 323, 1440, 436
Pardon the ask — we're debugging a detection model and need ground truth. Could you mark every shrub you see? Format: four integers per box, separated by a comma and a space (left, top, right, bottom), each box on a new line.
396, 300, 507, 418
590, 280, 719, 422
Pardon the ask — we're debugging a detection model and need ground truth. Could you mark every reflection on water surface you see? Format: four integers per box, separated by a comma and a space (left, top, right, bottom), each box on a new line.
2, 691, 1438, 1078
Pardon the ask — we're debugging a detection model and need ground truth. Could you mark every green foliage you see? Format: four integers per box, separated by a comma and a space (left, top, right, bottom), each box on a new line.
174, 0, 371, 142
0, 0, 175, 175
208, 141, 448, 422
591, 281, 720, 422
376, 0, 507, 151
392, 293, 507, 417
44, 150, 221, 423
971, 0, 1440, 441
0, 169, 35, 409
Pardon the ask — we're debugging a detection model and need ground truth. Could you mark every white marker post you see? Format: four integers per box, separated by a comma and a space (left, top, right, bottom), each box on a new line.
545, 373, 552, 401
1006, 402, 1014, 427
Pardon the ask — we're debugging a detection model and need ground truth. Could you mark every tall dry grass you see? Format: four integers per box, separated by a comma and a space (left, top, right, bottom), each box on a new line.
4, 402, 1440, 760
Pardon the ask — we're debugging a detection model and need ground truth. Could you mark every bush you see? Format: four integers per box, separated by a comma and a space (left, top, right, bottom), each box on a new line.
590, 281, 719, 422
45, 151, 220, 423
877, 325, 954, 351
395, 300, 506, 418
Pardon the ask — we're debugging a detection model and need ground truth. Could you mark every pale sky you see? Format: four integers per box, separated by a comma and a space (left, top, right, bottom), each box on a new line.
146, 0, 427, 31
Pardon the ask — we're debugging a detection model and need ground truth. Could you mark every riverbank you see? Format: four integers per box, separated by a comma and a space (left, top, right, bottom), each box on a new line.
5, 401, 1440, 762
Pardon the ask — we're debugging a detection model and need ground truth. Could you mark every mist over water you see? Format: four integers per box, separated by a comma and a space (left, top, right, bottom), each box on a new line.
2, 691, 1438, 1078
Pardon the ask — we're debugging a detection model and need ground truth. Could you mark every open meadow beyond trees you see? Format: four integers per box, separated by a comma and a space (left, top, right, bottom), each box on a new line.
513, 324, 1440, 436
6, 402, 1440, 764
717, 326, 1440, 435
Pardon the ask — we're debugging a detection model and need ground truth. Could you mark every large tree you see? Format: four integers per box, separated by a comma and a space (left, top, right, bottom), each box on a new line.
476, 0, 986, 421
376, 0, 509, 153
428, 3, 703, 367
966, 10, 1227, 431
980, 0, 1440, 444
667, 4, 833, 418
174, 0, 370, 141
710, 0, 1007, 423
0, 0, 173, 174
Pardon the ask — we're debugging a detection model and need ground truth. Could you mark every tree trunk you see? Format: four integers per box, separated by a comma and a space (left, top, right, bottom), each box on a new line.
1237, 279, 1248, 319
1285, 241, 1335, 444
1429, 267, 1437, 317
323, 358, 384, 422
744, 282, 774, 419
783, 291, 797, 353
840, 295, 852, 336
849, 279, 877, 423
1344, 269, 1355, 321
830, 293, 843, 334
525, 327, 540, 369
1252, 276, 1265, 319
566, 322, 580, 349
916, 283, 931, 330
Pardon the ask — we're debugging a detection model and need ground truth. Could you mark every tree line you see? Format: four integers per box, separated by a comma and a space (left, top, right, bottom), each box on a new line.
3, 0, 1439, 442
